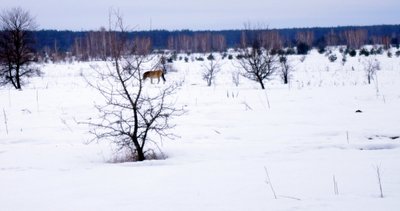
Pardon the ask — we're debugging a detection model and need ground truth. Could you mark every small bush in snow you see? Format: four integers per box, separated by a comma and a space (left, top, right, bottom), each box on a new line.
274, 48, 286, 56
300, 55, 306, 63
236, 54, 245, 60
207, 53, 215, 60
360, 48, 370, 57
196, 57, 204, 61
342, 55, 347, 65
318, 46, 326, 54
221, 52, 227, 60
286, 48, 296, 55
328, 54, 337, 62
395, 50, 400, 57
348, 49, 357, 57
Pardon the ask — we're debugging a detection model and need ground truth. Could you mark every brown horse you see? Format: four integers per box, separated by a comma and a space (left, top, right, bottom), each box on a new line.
143, 70, 166, 84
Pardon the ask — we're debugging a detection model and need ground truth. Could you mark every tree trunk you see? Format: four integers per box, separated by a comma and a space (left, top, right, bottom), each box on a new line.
136, 148, 145, 161
131, 136, 145, 161
7, 67, 17, 89
16, 67, 21, 89
259, 80, 265, 89
257, 75, 265, 89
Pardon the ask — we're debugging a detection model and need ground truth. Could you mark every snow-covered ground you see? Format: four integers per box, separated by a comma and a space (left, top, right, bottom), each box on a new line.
1, 49, 400, 210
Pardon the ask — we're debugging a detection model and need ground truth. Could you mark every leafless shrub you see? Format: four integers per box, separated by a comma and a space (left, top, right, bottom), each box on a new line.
363, 58, 380, 84
232, 72, 240, 87
201, 56, 221, 86
278, 55, 293, 84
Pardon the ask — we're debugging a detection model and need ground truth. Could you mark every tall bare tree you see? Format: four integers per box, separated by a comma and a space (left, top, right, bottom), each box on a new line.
0, 7, 40, 89
87, 12, 183, 162
325, 29, 339, 47
296, 31, 314, 47
259, 30, 282, 50
341, 29, 368, 49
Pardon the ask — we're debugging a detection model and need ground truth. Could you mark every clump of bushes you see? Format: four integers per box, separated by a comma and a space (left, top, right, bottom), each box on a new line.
359, 48, 370, 56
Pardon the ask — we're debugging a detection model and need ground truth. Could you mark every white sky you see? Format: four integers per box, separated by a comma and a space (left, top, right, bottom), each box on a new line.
2, 0, 399, 31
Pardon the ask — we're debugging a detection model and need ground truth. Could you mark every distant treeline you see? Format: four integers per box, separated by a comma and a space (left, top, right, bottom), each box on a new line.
33, 25, 400, 61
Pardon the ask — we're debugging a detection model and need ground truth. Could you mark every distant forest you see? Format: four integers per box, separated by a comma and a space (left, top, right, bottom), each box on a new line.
33, 25, 400, 61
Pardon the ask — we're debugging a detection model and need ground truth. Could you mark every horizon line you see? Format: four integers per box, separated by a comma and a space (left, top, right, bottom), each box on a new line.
35, 24, 400, 33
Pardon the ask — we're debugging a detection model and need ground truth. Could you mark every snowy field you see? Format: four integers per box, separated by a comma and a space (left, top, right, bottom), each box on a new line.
1, 48, 400, 210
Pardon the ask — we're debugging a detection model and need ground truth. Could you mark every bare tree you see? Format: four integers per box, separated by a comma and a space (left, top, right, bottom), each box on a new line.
341, 29, 368, 49
325, 29, 339, 47
87, 11, 184, 162
363, 58, 380, 84
296, 31, 314, 47
259, 30, 282, 51
237, 24, 280, 89
0, 7, 40, 89
278, 54, 293, 84
237, 45, 279, 89
201, 55, 221, 86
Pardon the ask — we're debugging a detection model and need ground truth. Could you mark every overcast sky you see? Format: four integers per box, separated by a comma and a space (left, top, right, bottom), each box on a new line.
2, 0, 399, 31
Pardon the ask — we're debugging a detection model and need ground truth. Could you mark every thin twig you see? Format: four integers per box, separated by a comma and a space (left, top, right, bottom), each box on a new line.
333, 175, 339, 195
376, 165, 384, 198
3, 108, 8, 135
264, 166, 277, 199
278, 195, 301, 201
242, 101, 253, 111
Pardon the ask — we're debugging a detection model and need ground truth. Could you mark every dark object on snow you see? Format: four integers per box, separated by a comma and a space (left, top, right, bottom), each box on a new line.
355, 110, 363, 113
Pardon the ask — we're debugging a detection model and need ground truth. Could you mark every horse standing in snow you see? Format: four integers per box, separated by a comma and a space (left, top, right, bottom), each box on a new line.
142, 70, 166, 84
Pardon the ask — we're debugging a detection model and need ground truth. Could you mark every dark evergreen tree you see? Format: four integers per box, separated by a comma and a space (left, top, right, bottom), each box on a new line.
296, 42, 310, 55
